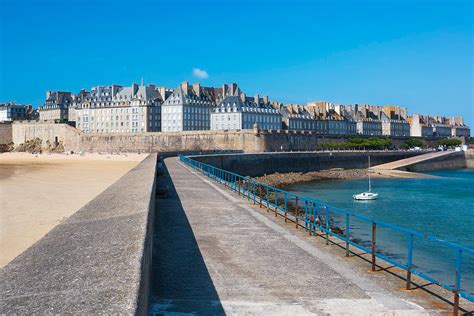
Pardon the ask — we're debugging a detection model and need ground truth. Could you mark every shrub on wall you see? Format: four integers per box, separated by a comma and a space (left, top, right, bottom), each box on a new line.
319, 137, 392, 150
402, 138, 426, 148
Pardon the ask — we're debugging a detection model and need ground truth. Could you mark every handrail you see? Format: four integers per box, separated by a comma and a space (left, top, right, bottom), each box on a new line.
179, 154, 473, 314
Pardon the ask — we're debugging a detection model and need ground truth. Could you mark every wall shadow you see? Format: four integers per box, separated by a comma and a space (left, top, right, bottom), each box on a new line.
148, 161, 225, 315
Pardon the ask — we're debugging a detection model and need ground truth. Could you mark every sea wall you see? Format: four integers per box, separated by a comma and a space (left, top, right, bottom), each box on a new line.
466, 149, 474, 168
0, 122, 13, 151
9, 121, 460, 154
77, 130, 262, 153
189, 151, 427, 177
0, 153, 158, 314
12, 121, 82, 151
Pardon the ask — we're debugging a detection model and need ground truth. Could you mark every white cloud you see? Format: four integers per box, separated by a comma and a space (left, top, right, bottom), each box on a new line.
192, 68, 209, 79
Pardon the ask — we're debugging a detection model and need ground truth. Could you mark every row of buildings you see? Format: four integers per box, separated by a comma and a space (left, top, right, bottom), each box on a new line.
0, 102, 38, 121
1, 81, 470, 138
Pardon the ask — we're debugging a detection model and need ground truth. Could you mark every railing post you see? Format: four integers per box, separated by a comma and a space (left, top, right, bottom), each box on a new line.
253, 182, 256, 204
275, 192, 279, 214
284, 193, 288, 222
325, 206, 329, 245
266, 187, 269, 212
259, 184, 263, 208
453, 249, 462, 316
345, 213, 350, 257
304, 201, 309, 234
406, 234, 413, 290
371, 221, 377, 271
295, 196, 299, 228
247, 181, 250, 201
274, 189, 277, 217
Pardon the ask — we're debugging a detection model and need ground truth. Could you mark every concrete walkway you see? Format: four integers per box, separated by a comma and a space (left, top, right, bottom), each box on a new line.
149, 157, 430, 315
372, 151, 456, 170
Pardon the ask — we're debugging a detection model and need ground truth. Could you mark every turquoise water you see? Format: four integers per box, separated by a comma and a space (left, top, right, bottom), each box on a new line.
287, 168, 474, 298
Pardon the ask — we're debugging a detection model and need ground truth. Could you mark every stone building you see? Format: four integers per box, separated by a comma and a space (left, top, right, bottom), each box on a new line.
432, 123, 452, 138
448, 116, 470, 137
346, 105, 382, 136
408, 114, 434, 137
452, 126, 470, 137
280, 104, 314, 131
162, 82, 245, 132
74, 82, 163, 133
278, 103, 357, 135
211, 95, 281, 131
380, 112, 410, 137
39, 91, 72, 122
0, 102, 29, 122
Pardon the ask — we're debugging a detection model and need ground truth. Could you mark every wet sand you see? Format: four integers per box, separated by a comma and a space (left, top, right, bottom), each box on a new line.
0, 153, 146, 268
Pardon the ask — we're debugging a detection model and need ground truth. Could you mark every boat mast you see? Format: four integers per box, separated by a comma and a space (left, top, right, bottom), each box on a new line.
368, 156, 371, 192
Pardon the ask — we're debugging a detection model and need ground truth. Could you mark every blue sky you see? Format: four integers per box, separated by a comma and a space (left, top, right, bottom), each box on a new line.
0, 0, 472, 126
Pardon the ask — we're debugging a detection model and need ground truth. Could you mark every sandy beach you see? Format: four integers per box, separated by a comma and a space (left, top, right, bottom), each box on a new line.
0, 152, 146, 268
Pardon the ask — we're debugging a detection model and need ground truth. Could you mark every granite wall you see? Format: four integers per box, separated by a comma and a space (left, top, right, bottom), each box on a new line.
0, 153, 158, 314
9, 122, 461, 154
189, 151, 427, 177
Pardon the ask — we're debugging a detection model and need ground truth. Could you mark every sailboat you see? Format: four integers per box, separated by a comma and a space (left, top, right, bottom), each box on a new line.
353, 156, 378, 200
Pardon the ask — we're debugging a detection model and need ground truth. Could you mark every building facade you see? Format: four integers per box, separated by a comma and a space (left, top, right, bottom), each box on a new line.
280, 104, 314, 131
452, 126, 470, 137
211, 95, 281, 131
161, 82, 215, 132
74, 83, 162, 133
0, 102, 29, 122
355, 120, 382, 136
39, 91, 72, 122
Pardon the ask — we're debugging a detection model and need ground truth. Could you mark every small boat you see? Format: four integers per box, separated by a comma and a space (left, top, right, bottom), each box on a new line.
353, 156, 378, 201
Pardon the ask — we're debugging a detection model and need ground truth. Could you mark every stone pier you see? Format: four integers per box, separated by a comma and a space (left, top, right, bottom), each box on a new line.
149, 157, 433, 315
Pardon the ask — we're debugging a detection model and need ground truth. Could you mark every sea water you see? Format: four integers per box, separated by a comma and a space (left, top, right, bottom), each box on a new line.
287, 168, 474, 297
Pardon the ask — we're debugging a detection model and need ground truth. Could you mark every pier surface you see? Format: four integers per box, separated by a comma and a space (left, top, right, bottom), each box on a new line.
372, 150, 460, 170
150, 157, 430, 315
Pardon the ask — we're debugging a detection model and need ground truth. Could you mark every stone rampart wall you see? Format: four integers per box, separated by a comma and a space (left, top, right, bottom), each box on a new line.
9, 122, 459, 154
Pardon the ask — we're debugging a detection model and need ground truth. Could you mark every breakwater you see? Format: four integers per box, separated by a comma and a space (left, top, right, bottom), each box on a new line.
466, 149, 474, 168
189, 151, 428, 177
0, 153, 158, 314
179, 154, 474, 313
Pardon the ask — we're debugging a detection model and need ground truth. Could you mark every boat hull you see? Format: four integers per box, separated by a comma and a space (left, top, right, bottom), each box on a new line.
353, 192, 378, 200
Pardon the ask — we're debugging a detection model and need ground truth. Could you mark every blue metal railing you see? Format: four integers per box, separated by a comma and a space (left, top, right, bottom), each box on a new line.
179, 154, 474, 312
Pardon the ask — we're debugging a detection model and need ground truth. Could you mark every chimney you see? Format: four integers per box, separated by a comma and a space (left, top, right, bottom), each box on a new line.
240, 92, 246, 102
148, 84, 155, 90
192, 82, 201, 97
157, 87, 166, 101
254, 94, 259, 104
46, 91, 52, 99
111, 84, 121, 96
222, 83, 228, 96
231, 83, 238, 96
132, 83, 139, 95
181, 81, 189, 95
263, 95, 268, 104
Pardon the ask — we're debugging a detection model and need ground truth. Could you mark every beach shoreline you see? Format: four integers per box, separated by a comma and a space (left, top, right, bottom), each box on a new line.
254, 168, 435, 189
